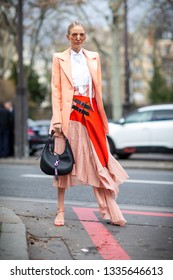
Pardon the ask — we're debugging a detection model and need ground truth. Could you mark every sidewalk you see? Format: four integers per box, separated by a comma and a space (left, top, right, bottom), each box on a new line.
0, 204, 28, 260
1, 198, 173, 260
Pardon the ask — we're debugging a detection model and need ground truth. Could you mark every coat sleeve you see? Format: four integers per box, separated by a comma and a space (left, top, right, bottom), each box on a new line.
51, 53, 62, 125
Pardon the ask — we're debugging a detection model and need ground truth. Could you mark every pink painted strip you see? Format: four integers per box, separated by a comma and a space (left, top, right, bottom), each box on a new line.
73, 207, 130, 260
121, 210, 173, 217
79, 207, 173, 218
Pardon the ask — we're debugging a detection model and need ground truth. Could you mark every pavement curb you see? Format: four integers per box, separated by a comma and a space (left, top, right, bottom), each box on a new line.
0, 158, 39, 165
0, 204, 29, 260
0, 157, 173, 170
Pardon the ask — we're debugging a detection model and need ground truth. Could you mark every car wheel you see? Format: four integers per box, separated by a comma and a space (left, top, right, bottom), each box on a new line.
116, 153, 132, 159
107, 136, 115, 155
29, 149, 36, 156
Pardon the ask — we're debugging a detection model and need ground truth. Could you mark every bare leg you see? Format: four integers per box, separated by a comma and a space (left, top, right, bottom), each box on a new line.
57, 187, 65, 211
54, 187, 65, 226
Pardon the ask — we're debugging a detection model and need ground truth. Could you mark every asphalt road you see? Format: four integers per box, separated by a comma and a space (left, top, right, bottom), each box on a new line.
0, 164, 173, 208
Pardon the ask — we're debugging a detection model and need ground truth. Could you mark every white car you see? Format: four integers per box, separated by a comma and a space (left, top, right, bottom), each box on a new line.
107, 104, 173, 159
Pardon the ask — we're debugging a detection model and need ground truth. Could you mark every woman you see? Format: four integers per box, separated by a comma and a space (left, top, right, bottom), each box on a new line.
50, 21, 128, 227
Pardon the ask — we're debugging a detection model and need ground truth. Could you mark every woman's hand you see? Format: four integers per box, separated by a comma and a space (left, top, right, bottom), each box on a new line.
53, 123, 62, 134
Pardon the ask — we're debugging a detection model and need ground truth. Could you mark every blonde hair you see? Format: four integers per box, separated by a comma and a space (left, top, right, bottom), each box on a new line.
67, 21, 86, 35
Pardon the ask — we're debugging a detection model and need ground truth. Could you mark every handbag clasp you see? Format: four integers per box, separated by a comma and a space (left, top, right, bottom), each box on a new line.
54, 159, 60, 166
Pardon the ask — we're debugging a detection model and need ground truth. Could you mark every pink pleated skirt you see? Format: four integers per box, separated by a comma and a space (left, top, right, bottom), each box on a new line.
53, 97, 129, 226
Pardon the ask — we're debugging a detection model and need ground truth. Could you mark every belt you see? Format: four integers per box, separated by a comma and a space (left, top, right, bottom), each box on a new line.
72, 105, 89, 116
72, 99, 92, 116
73, 99, 91, 110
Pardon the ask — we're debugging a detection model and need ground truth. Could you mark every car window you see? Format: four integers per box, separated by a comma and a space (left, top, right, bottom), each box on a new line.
151, 110, 173, 121
124, 111, 152, 123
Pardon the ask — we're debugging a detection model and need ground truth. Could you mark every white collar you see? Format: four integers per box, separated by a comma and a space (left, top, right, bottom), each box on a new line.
70, 48, 83, 56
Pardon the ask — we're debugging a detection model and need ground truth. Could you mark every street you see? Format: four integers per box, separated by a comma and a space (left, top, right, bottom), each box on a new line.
0, 159, 173, 260
0, 163, 173, 207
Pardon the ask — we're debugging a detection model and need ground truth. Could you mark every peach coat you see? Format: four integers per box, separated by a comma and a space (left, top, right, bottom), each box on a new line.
50, 47, 109, 136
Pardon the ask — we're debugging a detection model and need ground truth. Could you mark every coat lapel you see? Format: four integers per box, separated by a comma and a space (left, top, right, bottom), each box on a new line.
56, 48, 98, 88
82, 48, 98, 88
56, 48, 73, 86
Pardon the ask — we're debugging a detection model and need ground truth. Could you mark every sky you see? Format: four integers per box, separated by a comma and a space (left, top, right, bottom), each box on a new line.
55, 0, 150, 34
72, 0, 150, 31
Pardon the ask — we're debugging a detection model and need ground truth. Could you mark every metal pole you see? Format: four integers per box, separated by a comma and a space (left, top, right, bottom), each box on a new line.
15, 0, 28, 158
110, 0, 122, 120
123, 0, 131, 115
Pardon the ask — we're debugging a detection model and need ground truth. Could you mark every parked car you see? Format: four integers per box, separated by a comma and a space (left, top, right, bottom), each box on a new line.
27, 119, 50, 155
107, 104, 173, 159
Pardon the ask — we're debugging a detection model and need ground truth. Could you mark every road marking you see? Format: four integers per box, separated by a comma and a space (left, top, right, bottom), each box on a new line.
21, 174, 173, 185
127, 179, 173, 185
21, 174, 52, 178
73, 207, 131, 260
73, 207, 173, 260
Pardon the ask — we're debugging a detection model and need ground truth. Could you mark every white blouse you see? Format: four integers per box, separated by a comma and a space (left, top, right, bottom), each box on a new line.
70, 49, 93, 101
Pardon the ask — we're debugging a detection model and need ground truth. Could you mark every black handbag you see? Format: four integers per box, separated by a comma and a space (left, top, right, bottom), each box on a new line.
40, 130, 74, 180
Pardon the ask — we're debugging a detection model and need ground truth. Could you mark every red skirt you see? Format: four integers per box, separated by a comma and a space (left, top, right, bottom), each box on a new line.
70, 96, 108, 167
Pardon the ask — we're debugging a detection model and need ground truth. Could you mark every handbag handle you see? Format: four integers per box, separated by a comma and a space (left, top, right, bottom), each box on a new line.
49, 130, 68, 141
50, 130, 55, 138
37, 130, 68, 160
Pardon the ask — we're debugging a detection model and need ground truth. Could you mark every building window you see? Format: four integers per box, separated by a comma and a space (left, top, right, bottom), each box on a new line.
164, 61, 173, 73
165, 76, 173, 87
133, 80, 143, 89
162, 31, 173, 40
147, 68, 154, 77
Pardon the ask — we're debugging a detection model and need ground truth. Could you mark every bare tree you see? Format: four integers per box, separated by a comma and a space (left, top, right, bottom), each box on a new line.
0, 0, 87, 80
3, 0, 172, 113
